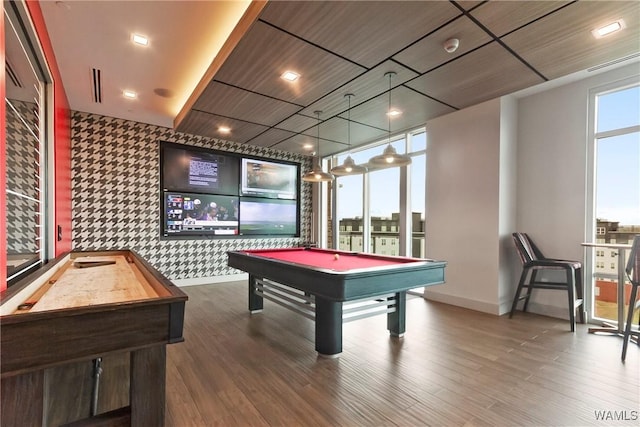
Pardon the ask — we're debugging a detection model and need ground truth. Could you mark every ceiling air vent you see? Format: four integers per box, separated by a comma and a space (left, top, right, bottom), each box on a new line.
91, 68, 102, 103
588, 53, 640, 72
5, 60, 23, 88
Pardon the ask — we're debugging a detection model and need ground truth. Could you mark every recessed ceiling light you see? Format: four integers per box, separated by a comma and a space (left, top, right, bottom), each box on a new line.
303, 143, 314, 150
132, 33, 149, 46
218, 126, 231, 134
281, 71, 300, 82
123, 90, 137, 99
592, 20, 625, 38
387, 109, 402, 117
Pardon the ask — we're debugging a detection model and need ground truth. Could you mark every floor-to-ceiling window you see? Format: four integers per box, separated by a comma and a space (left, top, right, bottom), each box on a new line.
331, 127, 426, 257
588, 81, 640, 325
336, 173, 364, 252
368, 139, 403, 255
408, 131, 426, 258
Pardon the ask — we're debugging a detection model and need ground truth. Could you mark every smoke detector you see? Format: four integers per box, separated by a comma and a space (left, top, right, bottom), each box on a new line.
443, 38, 460, 53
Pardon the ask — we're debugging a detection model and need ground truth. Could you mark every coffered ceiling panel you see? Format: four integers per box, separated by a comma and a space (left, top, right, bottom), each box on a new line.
389, 86, 458, 131
329, 119, 390, 152
299, 117, 350, 145
177, 110, 268, 143
393, 15, 493, 74
192, 81, 301, 126
346, 86, 456, 132
276, 114, 320, 134
259, 1, 462, 68
273, 135, 346, 156
214, 20, 366, 106
298, 60, 418, 121
298, 116, 389, 149
406, 42, 545, 109
471, 1, 572, 38
247, 128, 296, 148
502, 1, 640, 80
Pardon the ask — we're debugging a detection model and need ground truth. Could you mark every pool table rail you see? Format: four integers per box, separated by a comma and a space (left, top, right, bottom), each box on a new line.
228, 249, 446, 301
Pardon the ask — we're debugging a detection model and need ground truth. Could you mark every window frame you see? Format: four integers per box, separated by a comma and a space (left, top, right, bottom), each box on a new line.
585, 77, 640, 323
329, 127, 426, 256
4, 1, 53, 285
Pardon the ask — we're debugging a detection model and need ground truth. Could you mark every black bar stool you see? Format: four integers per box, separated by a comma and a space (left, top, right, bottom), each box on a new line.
509, 232, 585, 332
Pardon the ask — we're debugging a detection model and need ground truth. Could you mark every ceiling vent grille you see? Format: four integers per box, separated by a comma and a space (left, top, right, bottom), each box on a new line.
588, 53, 640, 72
5, 60, 23, 88
91, 68, 102, 103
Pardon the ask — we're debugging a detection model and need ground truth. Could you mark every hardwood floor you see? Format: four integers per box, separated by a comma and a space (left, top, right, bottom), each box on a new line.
166, 281, 639, 426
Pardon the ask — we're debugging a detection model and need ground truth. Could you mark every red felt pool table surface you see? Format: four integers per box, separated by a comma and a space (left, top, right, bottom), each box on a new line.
242, 248, 420, 272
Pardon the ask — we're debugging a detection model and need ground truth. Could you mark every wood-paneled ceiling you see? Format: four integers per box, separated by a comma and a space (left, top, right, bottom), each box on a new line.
40, 1, 640, 157
176, 0, 640, 156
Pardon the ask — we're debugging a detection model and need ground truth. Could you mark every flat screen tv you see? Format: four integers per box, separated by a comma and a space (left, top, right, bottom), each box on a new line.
164, 192, 239, 237
161, 142, 240, 195
160, 141, 301, 239
239, 197, 298, 236
240, 158, 297, 199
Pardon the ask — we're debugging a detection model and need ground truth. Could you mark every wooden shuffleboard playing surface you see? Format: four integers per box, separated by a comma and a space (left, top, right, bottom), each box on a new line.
25, 255, 158, 313
0, 249, 188, 426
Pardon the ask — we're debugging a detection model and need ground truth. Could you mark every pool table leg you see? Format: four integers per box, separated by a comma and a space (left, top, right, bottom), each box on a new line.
248, 274, 263, 313
388, 291, 406, 337
315, 298, 342, 357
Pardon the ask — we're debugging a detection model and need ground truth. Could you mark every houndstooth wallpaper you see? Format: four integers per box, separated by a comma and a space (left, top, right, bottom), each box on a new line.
6, 99, 39, 254
71, 112, 313, 280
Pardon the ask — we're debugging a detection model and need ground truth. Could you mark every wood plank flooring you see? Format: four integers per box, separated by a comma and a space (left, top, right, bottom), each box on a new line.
166, 282, 639, 426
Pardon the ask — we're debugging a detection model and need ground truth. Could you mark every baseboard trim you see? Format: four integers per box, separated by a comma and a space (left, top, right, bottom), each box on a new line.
172, 273, 248, 287
423, 290, 500, 315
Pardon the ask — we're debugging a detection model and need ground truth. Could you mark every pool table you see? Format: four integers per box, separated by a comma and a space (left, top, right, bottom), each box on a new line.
227, 247, 447, 356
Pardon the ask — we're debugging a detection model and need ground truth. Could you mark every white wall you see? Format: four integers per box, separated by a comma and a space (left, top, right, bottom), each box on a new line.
422, 62, 639, 319
424, 99, 504, 314
515, 62, 640, 318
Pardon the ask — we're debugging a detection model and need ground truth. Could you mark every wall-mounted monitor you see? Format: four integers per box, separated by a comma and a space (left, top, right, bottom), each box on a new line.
239, 197, 298, 236
159, 141, 301, 239
161, 143, 239, 195
164, 192, 239, 237
240, 158, 297, 200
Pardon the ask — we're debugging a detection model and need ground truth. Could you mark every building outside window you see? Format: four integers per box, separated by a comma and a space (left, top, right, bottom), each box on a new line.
588, 82, 640, 325
332, 128, 426, 258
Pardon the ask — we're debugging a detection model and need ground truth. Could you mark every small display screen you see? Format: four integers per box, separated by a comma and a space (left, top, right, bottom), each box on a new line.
164, 192, 239, 236
239, 197, 298, 236
162, 144, 240, 195
241, 158, 297, 199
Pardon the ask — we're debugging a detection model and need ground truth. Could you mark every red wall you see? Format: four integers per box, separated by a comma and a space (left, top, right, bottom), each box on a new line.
1, 1, 72, 290
27, 1, 73, 257
1, 1, 7, 288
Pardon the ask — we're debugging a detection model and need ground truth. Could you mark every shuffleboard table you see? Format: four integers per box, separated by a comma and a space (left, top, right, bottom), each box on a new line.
227, 247, 446, 356
0, 250, 187, 426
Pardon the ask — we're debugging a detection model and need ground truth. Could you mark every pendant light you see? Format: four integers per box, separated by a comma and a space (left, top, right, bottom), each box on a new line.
302, 110, 334, 182
367, 72, 412, 169
330, 93, 367, 176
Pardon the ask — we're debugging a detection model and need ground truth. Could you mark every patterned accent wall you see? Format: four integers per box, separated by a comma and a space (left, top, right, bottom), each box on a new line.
5, 99, 39, 254
71, 111, 313, 280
